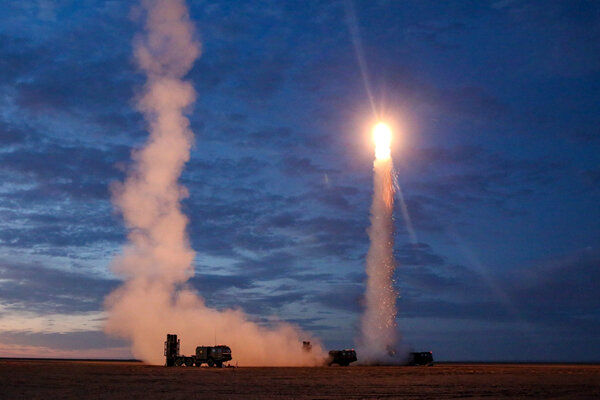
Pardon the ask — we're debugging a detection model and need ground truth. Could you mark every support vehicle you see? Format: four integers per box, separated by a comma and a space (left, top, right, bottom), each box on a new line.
327, 349, 357, 366
164, 334, 232, 367
407, 351, 434, 366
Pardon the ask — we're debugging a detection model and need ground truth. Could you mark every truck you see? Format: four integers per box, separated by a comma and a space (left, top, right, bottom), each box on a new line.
327, 349, 357, 366
407, 351, 434, 366
164, 334, 232, 368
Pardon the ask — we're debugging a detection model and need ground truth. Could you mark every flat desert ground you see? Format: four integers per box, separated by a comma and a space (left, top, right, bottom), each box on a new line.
1, 359, 599, 399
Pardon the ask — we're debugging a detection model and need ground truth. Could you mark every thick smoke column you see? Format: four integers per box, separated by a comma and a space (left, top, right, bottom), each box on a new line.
104, 0, 325, 366
358, 123, 401, 364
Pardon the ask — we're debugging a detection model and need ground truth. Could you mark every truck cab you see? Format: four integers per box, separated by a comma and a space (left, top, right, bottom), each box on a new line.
195, 345, 232, 368
407, 351, 434, 366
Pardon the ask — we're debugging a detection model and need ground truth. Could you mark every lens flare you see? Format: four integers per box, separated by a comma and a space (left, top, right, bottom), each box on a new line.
373, 122, 392, 160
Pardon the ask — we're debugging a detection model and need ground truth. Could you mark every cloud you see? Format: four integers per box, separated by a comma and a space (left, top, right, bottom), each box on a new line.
189, 273, 256, 294
0, 330, 126, 351
395, 243, 445, 267
300, 183, 361, 212
504, 248, 600, 329
0, 261, 120, 314
0, 143, 129, 253
311, 283, 363, 313
184, 156, 269, 183
279, 156, 334, 177
0, 121, 29, 145
396, 247, 600, 333
0, 6, 135, 117
0, 34, 46, 82
230, 291, 309, 316
0, 222, 122, 249
392, 145, 566, 230
0, 143, 128, 197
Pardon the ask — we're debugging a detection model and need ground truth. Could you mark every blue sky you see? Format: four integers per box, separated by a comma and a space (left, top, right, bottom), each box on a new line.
0, 0, 598, 361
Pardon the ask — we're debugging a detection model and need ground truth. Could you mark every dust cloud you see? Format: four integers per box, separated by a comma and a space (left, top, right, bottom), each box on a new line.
104, 0, 325, 366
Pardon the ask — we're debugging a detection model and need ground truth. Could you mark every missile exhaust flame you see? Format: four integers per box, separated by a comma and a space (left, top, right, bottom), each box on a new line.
373, 122, 392, 161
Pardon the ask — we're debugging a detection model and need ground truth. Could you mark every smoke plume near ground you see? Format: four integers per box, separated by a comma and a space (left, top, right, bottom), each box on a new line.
104, 0, 325, 366
358, 126, 404, 364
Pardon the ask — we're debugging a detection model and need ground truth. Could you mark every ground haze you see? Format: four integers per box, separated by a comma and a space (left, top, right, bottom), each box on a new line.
1, 359, 599, 399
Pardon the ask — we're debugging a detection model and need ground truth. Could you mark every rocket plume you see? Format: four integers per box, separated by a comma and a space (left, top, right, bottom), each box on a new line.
104, 0, 325, 366
358, 122, 402, 364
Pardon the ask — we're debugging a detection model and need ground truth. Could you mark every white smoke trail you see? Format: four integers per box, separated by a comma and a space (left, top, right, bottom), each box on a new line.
358, 155, 404, 364
104, 0, 325, 366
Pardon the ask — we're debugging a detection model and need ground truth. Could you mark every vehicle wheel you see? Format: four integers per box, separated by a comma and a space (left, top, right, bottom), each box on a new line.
207, 359, 215, 367
174, 358, 184, 367
185, 359, 193, 367
195, 362, 202, 367
216, 361, 223, 368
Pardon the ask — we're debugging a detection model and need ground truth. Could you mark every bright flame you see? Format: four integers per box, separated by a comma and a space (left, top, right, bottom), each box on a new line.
373, 122, 392, 160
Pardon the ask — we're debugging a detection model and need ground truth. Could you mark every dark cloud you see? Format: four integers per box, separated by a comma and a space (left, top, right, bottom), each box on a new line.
233, 251, 299, 280
397, 247, 600, 333
0, 261, 120, 314
0, 330, 126, 351
395, 243, 445, 267
0, 142, 128, 250
263, 212, 297, 229
282, 317, 333, 332
279, 156, 334, 177
185, 192, 298, 257
311, 284, 363, 313
0, 34, 47, 82
392, 145, 567, 229
228, 126, 324, 151
213, 290, 309, 316
0, 222, 122, 249
505, 248, 600, 329
288, 272, 335, 282
189, 273, 256, 296
2, 6, 135, 116
0, 122, 29, 145
301, 183, 361, 211
238, 127, 294, 148
403, 145, 561, 188
0, 143, 128, 196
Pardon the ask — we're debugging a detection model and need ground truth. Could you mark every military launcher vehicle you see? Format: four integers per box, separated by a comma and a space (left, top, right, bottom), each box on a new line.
302, 341, 312, 352
327, 349, 357, 366
407, 351, 434, 366
164, 334, 232, 368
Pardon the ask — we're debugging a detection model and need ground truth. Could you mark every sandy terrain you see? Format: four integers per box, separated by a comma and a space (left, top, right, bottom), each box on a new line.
1, 359, 598, 399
